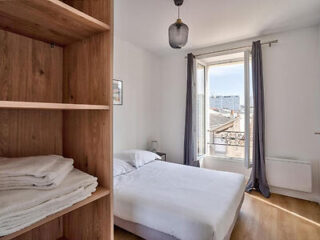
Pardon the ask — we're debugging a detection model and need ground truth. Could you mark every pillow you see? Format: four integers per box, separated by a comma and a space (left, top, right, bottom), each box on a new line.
114, 150, 160, 168
113, 158, 135, 177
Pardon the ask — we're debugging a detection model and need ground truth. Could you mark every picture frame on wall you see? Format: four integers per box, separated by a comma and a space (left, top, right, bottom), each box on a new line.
113, 79, 123, 105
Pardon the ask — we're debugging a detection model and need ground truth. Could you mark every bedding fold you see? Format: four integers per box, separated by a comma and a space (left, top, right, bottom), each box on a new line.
0, 169, 98, 237
0, 155, 74, 190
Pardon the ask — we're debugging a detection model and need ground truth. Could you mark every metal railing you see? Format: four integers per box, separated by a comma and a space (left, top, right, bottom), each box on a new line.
207, 130, 246, 147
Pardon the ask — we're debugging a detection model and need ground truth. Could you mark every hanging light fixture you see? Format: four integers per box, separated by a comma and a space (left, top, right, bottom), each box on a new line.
168, 0, 189, 49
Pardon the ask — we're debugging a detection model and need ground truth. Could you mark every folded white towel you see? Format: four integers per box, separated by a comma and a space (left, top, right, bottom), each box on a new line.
0, 183, 97, 235
0, 155, 74, 190
0, 169, 98, 236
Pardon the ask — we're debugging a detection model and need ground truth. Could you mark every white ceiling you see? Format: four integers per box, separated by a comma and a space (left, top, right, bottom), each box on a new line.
114, 0, 320, 55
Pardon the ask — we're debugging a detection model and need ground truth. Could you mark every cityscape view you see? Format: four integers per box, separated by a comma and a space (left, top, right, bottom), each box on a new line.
207, 61, 253, 160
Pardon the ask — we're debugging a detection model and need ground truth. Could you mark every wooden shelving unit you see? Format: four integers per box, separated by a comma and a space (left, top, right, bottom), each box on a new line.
0, 0, 113, 240
0, 101, 110, 110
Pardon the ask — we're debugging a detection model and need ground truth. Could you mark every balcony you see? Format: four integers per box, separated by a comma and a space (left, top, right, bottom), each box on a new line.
207, 130, 247, 159
208, 130, 246, 147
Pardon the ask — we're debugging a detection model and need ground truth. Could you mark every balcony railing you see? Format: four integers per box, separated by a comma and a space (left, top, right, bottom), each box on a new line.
207, 130, 246, 147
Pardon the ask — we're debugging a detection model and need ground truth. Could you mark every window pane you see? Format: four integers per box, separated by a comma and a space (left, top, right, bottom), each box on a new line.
208, 60, 245, 159
197, 64, 205, 156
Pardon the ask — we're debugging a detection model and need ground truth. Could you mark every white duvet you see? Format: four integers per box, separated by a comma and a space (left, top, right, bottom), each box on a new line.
114, 161, 246, 240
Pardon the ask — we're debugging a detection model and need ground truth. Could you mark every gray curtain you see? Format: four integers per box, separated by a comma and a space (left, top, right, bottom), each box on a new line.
184, 53, 199, 167
245, 41, 270, 198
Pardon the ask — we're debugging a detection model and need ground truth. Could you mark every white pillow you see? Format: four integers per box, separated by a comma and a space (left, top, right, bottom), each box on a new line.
113, 158, 135, 177
115, 150, 160, 168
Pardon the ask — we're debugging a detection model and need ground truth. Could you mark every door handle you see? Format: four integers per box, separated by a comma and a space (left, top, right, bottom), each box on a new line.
315, 132, 320, 135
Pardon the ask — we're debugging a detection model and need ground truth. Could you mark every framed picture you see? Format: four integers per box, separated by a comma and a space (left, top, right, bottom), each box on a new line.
113, 79, 123, 105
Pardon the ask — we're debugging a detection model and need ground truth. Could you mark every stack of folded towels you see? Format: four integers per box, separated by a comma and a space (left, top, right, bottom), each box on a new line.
0, 155, 98, 237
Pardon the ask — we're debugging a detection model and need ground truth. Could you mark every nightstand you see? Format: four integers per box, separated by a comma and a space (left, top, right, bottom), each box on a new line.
156, 152, 167, 161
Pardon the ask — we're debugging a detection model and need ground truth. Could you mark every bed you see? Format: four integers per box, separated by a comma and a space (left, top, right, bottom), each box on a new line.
114, 160, 246, 240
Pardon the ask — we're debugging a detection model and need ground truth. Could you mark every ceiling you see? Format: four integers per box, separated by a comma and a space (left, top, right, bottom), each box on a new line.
114, 0, 320, 55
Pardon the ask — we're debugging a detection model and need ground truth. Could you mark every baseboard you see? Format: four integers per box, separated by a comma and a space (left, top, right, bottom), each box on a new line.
270, 186, 320, 204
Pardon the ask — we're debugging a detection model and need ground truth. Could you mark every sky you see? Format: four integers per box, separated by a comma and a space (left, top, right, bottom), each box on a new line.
208, 63, 245, 105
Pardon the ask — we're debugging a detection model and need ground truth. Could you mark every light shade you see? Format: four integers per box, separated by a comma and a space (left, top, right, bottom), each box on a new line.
168, 19, 189, 49
150, 140, 159, 152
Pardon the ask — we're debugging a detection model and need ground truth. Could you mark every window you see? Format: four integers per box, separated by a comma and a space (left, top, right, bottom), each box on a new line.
196, 51, 253, 167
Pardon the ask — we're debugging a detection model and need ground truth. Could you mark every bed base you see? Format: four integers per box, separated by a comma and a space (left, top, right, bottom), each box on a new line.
115, 194, 244, 240
115, 216, 178, 240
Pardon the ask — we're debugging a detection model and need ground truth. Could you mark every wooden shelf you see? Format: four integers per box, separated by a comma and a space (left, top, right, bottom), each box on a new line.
0, 187, 110, 240
0, 101, 110, 110
0, 0, 110, 46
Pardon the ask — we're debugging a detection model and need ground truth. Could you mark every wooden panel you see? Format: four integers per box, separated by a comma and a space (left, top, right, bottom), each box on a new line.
0, 0, 109, 46
0, 29, 63, 158
62, 0, 112, 25
8, 219, 63, 240
63, 196, 111, 240
0, 110, 62, 157
63, 111, 111, 188
0, 29, 63, 103
1, 188, 109, 240
63, 32, 109, 105
62, 2, 114, 239
62, 0, 114, 104
63, 110, 113, 240
0, 101, 110, 110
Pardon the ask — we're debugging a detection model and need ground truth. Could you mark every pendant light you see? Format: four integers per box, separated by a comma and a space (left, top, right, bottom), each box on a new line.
168, 0, 189, 49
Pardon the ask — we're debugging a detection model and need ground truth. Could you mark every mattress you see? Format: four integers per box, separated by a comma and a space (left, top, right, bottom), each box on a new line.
114, 161, 246, 240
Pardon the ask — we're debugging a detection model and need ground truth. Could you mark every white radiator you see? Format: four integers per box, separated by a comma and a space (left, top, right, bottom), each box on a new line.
266, 157, 312, 193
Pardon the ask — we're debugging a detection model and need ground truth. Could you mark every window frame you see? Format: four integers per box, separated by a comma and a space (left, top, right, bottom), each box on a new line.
196, 60, 207, 159
244, 50, 252, 168
196, 50, 253, 168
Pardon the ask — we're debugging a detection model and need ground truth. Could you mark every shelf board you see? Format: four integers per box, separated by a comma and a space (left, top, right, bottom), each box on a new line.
0, 0, 110, 46
0, 101, 110, 110
0, 187, 110, 240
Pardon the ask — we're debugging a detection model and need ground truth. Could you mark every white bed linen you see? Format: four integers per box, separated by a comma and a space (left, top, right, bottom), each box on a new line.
114, 161, 246, 240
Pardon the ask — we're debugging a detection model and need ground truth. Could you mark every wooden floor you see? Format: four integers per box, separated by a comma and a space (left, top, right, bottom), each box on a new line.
114, 192, 320, 240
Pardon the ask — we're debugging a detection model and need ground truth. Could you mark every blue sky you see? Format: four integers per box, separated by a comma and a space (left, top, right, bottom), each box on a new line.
208, 63, 245, 105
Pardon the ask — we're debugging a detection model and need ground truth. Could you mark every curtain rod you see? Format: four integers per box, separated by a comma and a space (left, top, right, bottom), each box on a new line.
187, 40, 278, 59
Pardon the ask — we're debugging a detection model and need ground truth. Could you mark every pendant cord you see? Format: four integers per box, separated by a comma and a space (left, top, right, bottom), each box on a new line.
178, 6, 180, 19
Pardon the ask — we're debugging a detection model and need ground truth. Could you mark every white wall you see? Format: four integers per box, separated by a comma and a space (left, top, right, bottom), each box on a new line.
157, 26, 320, 202
157, 52, 187, 163
261, 26, 320, 202
113, 37, 161, 153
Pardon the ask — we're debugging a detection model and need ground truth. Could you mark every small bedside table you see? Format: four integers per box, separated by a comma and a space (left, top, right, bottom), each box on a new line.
156, 152, 167, 161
